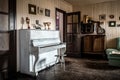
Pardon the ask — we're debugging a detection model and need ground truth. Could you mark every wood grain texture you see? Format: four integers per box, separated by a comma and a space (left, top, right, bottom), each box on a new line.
74, 0, 120, 48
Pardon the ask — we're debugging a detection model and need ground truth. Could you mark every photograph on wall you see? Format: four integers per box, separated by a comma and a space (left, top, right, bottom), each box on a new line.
119, 17, 120, 20
109, 21, 116, 27
28, 4, 36, 15
99, 14, 106, 20
39, 8, 44, 15
45, 9, 50, 17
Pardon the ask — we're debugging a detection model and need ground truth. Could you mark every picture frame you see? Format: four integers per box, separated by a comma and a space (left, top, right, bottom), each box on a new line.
109, 21, 116, 27
39, 8, 44, 15
117, 24, 120, 27
37, 7, 39, 14
99, 14, 106, 20
119, 17, 120, 20
28, 4, 36, 15
109, 15, 114, 19
45, 9, 50, 17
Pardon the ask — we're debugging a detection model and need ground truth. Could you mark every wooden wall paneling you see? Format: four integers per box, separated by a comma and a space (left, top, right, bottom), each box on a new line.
74, 0, 120, 48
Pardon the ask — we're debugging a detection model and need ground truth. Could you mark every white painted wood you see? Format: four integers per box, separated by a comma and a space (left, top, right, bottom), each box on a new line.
19, 30, 66, 76
16, 0, 72, 71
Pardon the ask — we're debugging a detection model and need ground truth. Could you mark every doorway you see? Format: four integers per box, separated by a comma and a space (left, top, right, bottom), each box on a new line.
0, 0, 17, 79
55, 8, 66, 42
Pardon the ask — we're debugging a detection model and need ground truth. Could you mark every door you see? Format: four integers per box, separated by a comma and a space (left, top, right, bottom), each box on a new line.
0, 0, 17, 79
66, 12, 81, 57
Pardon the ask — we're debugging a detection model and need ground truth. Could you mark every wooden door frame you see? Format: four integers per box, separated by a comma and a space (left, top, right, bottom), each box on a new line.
8, 0, 17, 78
55, 8, 66, 42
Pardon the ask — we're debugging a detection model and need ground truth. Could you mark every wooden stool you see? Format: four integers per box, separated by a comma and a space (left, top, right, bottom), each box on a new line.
55, 53, 67, 71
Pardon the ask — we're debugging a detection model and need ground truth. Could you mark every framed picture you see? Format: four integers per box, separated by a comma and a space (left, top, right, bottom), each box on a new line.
37, 7, 39, 14
109, 15, 114, 19
117, 24, 120, 27
28, 4, 36, 15
119, 17, 120, 20
109, 21, 116, 27
39, 8, 44, 15
45, 9, 50, 17
99, 14, 106, 20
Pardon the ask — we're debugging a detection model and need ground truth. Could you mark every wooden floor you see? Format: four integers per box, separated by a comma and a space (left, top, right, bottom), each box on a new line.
1, 56, 120, 80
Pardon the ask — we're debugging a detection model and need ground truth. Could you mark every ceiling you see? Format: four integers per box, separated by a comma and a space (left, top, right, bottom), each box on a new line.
64, 0, 117, 6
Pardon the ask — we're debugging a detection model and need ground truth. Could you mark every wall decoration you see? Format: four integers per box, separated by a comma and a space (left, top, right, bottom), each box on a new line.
39, 8, 44, 15
28, 4, 36, 15
37, 7, 39, 14
109, 15, 114, 19
119, 17, 120, 20
21, 17, 24, 29
117, 24, 120, 27
96, 22, 105, 34
99, 14, 106, 20
45, 9, 50, 17
109, 21, 116, 27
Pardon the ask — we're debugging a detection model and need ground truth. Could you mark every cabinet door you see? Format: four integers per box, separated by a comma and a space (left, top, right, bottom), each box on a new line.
83, 36, 92, 53
93, 36, 105, 52
72, 34, 80, 52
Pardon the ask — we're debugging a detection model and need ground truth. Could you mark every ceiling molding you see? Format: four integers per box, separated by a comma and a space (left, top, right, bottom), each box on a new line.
64, 0, 117, 6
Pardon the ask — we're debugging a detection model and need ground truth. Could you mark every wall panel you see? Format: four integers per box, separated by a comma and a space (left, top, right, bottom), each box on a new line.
16, 0, 72, 30
74, 0, 120, 48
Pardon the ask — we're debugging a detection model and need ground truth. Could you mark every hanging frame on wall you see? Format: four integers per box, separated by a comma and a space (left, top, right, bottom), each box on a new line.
45, 9, 50, 17
28, 4, 36, 15
109, 15, 114, 19
99, 14, 106, 20
109, 21, 116, 27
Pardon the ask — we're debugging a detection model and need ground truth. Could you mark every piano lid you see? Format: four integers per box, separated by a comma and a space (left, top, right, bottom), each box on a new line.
30, 30, 60, 40
30, 30, 61, 47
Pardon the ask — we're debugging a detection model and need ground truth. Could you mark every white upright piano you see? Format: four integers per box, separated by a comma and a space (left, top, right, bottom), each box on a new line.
19, 29, 66, 76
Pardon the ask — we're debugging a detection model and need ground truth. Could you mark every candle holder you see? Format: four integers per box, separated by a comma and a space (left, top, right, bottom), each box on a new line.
21, 17, 24, 29
26, 17, 30, 29
43, 22, 47, 30
46, 22, 51, 30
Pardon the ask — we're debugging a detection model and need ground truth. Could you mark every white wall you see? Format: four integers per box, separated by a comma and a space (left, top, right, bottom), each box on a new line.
16, 0, 72, 71
16, 0, 72, 30
74, 0, 120, 48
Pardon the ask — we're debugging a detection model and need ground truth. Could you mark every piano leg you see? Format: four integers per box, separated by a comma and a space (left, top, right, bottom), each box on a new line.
33, 55, 39, 76
60, 48, 66, 71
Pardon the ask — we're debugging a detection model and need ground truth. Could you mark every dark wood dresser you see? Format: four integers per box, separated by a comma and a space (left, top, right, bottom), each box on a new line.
81, 35, 106, 55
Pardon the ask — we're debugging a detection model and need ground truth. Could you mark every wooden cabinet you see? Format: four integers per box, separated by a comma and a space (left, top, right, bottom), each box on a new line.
81, 35, 106, 54
66, 12, 81, 56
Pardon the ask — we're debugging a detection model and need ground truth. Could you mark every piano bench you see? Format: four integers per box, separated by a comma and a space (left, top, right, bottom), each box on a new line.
54, 54, 67, 71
